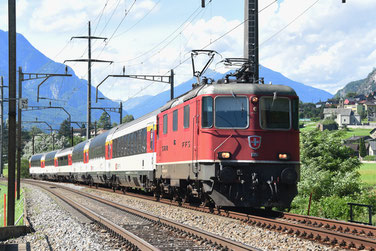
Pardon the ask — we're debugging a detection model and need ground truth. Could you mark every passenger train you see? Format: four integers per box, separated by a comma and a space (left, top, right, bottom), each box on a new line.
30, 59, 300, 209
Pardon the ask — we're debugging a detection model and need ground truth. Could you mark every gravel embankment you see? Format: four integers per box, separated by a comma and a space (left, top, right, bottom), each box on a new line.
0, 185, 123, 251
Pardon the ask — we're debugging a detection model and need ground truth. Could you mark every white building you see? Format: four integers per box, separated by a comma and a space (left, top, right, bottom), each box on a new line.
323, 108, 361, 127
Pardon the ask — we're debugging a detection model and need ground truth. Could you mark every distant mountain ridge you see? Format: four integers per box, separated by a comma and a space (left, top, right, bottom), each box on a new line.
1, 29, 333, 127
335, 68, 376, 98
0, 29, 122, 129
125, 67, 334, 119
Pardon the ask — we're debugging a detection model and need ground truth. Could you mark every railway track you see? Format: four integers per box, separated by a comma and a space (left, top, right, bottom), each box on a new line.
24, 180, 257, 251
74, 181, 376, 250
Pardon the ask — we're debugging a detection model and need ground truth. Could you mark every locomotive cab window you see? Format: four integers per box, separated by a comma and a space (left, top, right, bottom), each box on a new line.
202, 96, 213, 128
260, 97, 291, 129
215, 96, 249, 128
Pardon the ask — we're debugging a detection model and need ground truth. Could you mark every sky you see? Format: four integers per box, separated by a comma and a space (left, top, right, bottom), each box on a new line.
1, 0, 376, 101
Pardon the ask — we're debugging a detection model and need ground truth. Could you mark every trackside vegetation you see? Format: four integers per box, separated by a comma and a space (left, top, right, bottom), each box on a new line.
291, 130, 376, 225
0, 183, 24, 227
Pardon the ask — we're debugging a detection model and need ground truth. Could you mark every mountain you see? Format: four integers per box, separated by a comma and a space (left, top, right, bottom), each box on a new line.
1, 29, 333, 127
0, 30, 122, 130
335, 68, 376, 98
125, 67, 333, 119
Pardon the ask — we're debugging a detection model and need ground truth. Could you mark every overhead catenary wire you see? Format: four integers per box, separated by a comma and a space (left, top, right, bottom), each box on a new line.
166, 0, 318, 75
113, 0, 161, 39
118, 3, 206, 63
93, 0, 111, 35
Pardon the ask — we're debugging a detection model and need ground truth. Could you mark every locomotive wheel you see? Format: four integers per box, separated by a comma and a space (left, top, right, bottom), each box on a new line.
122, 187, 127, 194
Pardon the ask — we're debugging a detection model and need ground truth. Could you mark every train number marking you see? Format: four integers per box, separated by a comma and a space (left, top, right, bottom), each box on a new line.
182, 141, 191, 148
162, 145, 169, 151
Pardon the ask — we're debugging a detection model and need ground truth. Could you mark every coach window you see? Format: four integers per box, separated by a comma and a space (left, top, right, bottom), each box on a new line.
184, 105, 190, 128
163, 114, 168, 134
150, 129, 154, 151
142, 128, 147, 153
173, 110, 178, 131
202, 96, 213, 128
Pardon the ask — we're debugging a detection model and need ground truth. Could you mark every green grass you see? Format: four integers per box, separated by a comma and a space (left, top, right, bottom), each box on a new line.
0, 183, 24, 227
300, 122, 318, 132
359, 163, 376, 186
342, 128, 373, 140
2, 165, 7, 177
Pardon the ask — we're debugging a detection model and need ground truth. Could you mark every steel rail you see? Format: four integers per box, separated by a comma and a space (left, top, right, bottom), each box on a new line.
93, 186, 376, 250
26, 180, 376, 250
281, 212, 376, 237
26, 180, 257, 251
30, 182, 159, 251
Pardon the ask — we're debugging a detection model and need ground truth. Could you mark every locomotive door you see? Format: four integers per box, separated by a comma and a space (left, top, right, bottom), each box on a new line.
192, 99, 200, 176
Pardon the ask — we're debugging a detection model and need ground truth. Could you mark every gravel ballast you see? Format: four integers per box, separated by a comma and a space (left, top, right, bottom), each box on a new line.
1, 182, 348, 250
0, 185, 122, 251
74, 185, 347, 251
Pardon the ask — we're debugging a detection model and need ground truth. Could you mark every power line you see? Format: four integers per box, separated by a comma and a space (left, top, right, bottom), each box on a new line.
260, 0, 321, 47
98, 0, 122, 37
113, 0, 161, 39
118, 4, 205, 63
93, 0, 111, 35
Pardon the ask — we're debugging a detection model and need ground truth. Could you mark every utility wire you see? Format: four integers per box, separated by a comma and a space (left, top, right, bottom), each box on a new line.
118, 4, 204, 63
167, 0, 319, 74
113, 0, 161, 39
93, 0, 111, 35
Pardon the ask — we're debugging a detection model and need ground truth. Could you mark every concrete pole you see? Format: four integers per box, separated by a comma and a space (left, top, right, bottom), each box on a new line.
0, 77, 4, 177
87, 21, 92, 140
244, 0, 259, 82
7, 0, 17, 226
17, 66, 22, 200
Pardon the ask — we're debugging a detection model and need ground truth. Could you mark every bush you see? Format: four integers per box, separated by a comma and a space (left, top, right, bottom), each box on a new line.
363, 155, 376, 161
291, 130, 376, 225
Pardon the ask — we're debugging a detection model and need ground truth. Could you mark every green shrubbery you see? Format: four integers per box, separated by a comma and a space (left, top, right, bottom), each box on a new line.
291, 129, 376, 224
363, 155, 376, 161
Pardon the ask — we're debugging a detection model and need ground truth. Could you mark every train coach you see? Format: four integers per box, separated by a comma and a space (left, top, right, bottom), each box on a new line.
30, 68, 300, 210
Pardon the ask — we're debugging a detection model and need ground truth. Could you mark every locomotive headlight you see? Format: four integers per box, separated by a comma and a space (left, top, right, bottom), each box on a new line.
278, 153, 290, 160
218, 152, 231, 159
251, 96, 259, 104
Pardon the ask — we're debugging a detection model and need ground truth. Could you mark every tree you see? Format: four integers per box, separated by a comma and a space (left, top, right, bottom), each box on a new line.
97, 112, 111, 130
359, 138, 367, 158
297, 129, 361, 200
58, 119, 71, 138
289, 129, 376, 221
122, 114, 134, 124
346, 92, 357, 98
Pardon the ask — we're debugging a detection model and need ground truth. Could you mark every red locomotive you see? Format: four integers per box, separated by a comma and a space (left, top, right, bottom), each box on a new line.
30, 56, 300, 210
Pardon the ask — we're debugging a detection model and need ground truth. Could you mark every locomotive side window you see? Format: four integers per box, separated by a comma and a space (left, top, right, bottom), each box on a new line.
215, 96, 248, 128
202, 97, 213, 128
260, 97, 291, 129
184, 105, 190, 128
173, 110, 178, 131
163, 114, 168, 134
292, 99, 299, 130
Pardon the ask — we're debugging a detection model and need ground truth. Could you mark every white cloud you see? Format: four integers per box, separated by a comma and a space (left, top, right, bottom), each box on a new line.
130, 0, 159, 19
257, 0, 376, 94
29, 0, 105, 32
